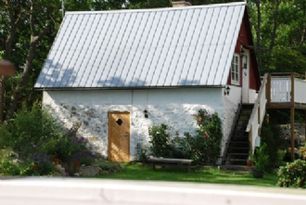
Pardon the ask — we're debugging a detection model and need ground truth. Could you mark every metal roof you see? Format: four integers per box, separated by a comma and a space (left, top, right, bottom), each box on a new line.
35, 2, 246, 89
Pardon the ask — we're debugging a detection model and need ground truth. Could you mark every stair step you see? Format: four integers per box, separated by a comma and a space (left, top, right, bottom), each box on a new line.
228, 158, 247, 165
230, 141, 249, 146
224, 104, 252, 166
229, 147, 249, 153
242, 103, 254, 109
231, 140, 249, 143
228, 153, 248, 160
229, 146, 249, 150
229, 153, 248, 156
232, 136, 248, 140
238, 116, 251, 121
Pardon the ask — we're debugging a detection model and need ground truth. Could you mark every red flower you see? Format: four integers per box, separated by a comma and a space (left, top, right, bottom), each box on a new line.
203, 131, 209, 139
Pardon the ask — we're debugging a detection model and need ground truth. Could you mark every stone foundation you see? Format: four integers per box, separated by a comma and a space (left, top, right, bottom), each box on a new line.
279, 123, 306, 146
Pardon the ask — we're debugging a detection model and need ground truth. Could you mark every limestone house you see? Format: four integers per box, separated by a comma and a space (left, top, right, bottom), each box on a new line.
35, 1, 261, 162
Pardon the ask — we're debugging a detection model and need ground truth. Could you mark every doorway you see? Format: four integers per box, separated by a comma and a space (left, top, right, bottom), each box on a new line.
108, 111, 130, 162
242, 49, 250, 103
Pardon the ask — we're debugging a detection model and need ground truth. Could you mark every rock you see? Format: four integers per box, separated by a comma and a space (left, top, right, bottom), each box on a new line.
280, 123, 305, 145
54, 164, 67, 176
79, 165, 101, 177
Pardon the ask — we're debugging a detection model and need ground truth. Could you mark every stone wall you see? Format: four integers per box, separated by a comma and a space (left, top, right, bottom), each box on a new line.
43, 88, 229, 160
279, 124, 306, 146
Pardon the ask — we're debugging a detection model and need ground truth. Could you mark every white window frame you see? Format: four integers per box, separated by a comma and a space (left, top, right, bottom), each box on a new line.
231, 53, 240, 85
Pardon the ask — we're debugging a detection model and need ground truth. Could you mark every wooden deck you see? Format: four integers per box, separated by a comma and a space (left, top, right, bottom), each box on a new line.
267, 73, 306, 160
267, 73, 306, 110
247, 72, 306, 160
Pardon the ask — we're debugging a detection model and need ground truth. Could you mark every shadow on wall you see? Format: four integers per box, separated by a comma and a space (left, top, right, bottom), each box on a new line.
36, 59, 77, 87
44, 103, 108, 157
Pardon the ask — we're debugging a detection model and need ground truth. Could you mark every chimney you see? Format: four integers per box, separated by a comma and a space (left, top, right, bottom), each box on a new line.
171, 0, 192, 7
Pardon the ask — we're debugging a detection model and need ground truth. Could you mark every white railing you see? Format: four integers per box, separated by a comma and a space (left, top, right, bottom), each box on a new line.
246, 74, 268, 154
294, 78, 306, 104
270, 76, 291, 102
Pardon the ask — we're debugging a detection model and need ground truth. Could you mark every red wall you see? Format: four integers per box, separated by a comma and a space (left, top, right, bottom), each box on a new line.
227, 12, 260, 91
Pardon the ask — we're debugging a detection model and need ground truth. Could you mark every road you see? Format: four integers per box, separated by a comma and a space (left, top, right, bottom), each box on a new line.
0, 178, 305, 205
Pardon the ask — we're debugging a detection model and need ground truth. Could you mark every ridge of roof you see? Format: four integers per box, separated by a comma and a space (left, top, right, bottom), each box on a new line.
65, 2, 245, 15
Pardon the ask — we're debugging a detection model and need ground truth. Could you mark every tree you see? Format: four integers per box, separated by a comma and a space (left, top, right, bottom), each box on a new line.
0, 0, 127, 120
0, 0, 305, 120
0, 0, 62, 119
248, 0, 306, 73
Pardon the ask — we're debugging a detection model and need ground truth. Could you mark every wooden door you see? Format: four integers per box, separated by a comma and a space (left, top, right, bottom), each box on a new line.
108, 112, 130, 162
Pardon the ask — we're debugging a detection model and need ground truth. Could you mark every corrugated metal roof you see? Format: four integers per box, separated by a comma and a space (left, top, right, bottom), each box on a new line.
35, 2, 246, 89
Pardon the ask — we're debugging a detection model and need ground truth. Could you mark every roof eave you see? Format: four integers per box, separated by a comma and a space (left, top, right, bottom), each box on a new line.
65, 2, 246, 15
34, 85, 226, 91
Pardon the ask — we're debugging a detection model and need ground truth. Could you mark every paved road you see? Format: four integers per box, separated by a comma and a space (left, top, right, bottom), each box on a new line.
0, 178, 305, 205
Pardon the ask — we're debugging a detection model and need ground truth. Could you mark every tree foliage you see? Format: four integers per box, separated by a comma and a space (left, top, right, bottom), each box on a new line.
248, 0, 306, 73
0, 0, 305, 118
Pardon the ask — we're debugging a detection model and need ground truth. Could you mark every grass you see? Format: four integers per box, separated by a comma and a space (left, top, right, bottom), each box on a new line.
99, 163, 277, 187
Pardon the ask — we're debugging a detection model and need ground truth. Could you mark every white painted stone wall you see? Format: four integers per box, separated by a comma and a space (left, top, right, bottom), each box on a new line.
43, 88, 235, 160
248, 89, 258, 104
222, 85, 242, 156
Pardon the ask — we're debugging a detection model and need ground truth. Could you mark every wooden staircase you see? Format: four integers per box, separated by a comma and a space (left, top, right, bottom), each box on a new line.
223, 73, 306, 169
223, 104, 253, 169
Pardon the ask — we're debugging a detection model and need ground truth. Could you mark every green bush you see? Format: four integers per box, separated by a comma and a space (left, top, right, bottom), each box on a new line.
277, 159, 306, 188
149, 124, 172, 157
253, 144, 269, 172
0, 149, 33, 176
260, 123, 286, 170
0, 104, 95, 176
148, 109, 222, 165
190, 110, 222, 164
170, 135, 193, 159
0, 104, 64, 157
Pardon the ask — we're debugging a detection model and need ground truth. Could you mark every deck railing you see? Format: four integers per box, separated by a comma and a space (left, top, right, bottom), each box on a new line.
270, 76, 291, 103
246, 72, 306, 154
268, 73, 306, 105
246, 74, 268, 154
294, 78, 306, 104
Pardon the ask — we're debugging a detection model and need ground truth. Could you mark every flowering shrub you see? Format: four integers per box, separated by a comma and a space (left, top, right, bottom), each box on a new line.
299, 145, 306, 160
190, 109, 222, 164
277, 159, 306, 188
148, 109, 222, 165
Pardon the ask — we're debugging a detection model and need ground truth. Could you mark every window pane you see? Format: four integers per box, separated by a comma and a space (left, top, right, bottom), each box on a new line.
231, 54, 239, 84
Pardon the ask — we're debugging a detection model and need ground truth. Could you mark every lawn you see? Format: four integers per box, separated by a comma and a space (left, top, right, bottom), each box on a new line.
99, 163, 277, 187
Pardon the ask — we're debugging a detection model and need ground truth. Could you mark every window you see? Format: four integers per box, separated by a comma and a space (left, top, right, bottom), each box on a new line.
231, 54, 240, 85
